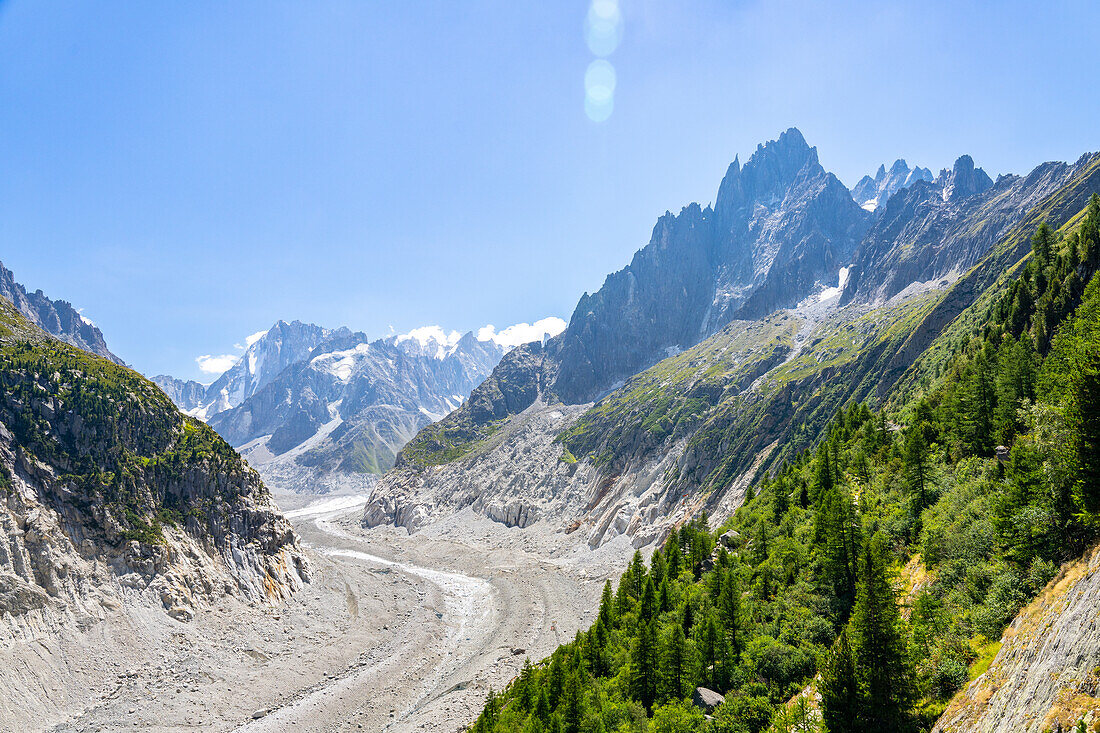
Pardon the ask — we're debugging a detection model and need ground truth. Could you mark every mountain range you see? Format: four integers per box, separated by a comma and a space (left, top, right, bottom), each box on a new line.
367, 129, 1100, 550
3, 126, 1099, 732
151, 319, 561, 492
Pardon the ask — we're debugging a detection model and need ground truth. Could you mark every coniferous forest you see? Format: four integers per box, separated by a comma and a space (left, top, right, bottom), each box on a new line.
470, 199, 1100, 732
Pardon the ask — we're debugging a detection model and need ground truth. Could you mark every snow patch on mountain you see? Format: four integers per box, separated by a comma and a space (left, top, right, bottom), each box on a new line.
818, 266, 851, 302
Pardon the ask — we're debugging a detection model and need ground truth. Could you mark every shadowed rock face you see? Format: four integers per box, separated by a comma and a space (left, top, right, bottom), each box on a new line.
0, 260, 122, 365
553, 127, 870, 403
416, 128, 872, 453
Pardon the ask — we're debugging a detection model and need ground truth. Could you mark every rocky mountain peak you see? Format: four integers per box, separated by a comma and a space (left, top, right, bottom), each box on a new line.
715, 127, 819, 221
937, 154, 993, 202
851, 158, 933, 213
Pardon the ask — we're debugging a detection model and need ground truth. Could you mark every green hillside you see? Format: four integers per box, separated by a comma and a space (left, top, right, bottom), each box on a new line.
468, 200, 1100, 733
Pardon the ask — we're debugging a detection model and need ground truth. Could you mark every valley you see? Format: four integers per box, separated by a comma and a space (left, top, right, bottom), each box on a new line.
2, 126, 1098, 733
1, 490, 628, 733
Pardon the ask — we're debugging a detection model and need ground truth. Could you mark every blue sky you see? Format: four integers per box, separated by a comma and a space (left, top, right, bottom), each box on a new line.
1, 0, 1097, 381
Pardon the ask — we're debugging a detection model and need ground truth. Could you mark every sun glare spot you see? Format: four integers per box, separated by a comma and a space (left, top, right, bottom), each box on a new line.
584, 59, 616, 122
585, 0, 622, 56
582, 1, 621, 123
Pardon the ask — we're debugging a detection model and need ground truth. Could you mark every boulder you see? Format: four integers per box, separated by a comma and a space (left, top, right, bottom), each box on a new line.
692, 687, 725, 713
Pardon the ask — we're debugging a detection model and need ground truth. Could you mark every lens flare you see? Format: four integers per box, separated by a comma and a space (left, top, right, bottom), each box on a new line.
584, 0, 622, 56
584, 59, 616, 122
584, 59, 616, 100
584, 94, 614, 123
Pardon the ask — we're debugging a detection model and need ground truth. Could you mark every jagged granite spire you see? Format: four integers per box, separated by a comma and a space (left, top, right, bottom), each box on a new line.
937, 154, 993, 202
715, 127, 818, 222
851, 159, 933, 212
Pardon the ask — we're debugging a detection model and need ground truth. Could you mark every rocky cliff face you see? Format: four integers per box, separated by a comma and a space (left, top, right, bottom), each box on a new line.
0, 260, 122, 365
151, 374, 207, 412
0, 299, 308, 630
209, 328, 503, 486
850, 159, 933, 212
933, 544, 1100, 733
553, 127, 870, 403
841, 154, 1087, 305
397, 129, 873, 465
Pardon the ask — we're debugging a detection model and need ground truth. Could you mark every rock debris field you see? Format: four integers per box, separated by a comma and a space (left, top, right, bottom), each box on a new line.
1, 491, 636, 732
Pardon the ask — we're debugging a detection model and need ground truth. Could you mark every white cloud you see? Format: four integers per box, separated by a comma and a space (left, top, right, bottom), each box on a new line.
233, 328, 269, 350
478, 316, 566, 350
396, 325, 463, 349
195, 354, 239, 375
76, 308, 94, 327
245, 329, 268, 347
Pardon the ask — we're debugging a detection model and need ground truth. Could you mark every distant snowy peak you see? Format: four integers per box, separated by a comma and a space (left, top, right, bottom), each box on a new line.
392, 317, 567, 359
189, 320, 337, 419
851, 159, 933, 212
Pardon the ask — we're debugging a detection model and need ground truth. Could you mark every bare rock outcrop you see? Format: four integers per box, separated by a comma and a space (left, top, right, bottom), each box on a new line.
933, 544, 1100, 732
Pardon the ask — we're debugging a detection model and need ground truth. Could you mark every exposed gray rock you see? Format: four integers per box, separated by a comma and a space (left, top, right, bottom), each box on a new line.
0, 303, 309, 631
398, 129, 872, 466
693, 687, 725, 713
850, 158, 933, 212
210, 329, 503, 485
842, 154, 1095, 306
152, 375, 207, 412
933, 544, 1100, 732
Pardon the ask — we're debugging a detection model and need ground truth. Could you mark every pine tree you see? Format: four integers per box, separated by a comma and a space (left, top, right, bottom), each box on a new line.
561, 672, 584, 733
993, 335, 1035, 444
819, 628, 860, 733
533, 687, 552, 727
658, 577, 671, 614
662, 621, 688, 700
650, 547, 667, 587
850, 532, 914, 729
665, 532, 683, 579
640, 576, 658, 623
718, 565, 743, 661
598, 580, 616, 629
814, 483, 860, 613
1032, 221, 1054, 267
516, 657, 536, 711
615, 575, 631, 617
961, 350, 995, 454
629, 551, 646, 599
903, 422, 931, 516
631, 620, 659, 711
694, 607, 719, 687
473, 688, 499, 733
547, 654, 565, 709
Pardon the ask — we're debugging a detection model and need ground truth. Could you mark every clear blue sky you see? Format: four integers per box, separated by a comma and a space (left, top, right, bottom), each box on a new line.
1, 0, 1097, 381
